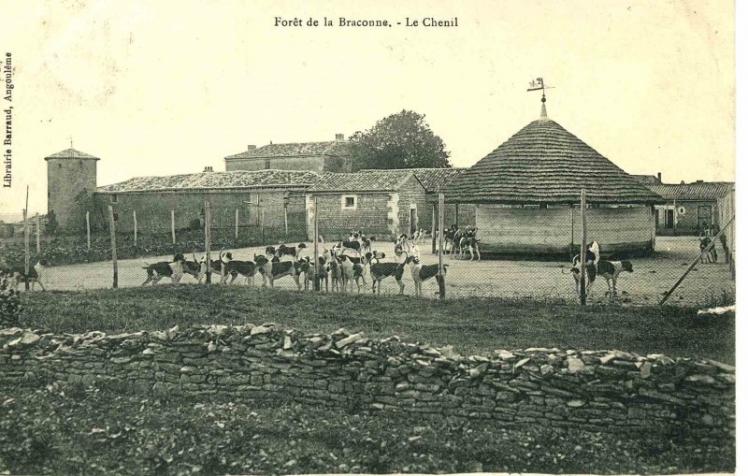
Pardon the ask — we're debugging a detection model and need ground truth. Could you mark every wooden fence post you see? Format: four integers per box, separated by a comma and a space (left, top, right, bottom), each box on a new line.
23, 208, 29, 291
579, 189, 587, 305
436, 194, 446, 300
35, 213, 41, 254
313, 196, 319, 292
431, 202, 437, 254
204, 201, 212, 284
86, 211, 91, 252
260, 208, 265, 244
171, 209, 176, 245
235, 208, 239, 240
284, 203, 289, 239
108, 205, 118, 289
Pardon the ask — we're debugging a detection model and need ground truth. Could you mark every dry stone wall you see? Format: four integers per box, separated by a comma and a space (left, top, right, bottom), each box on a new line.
0, 324, 735, 437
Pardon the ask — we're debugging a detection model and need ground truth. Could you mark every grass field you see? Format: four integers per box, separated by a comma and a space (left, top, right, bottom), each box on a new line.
19, 285, 735, 363
4, 262, 736, 475
0, 385, 734, 475
26, 236, 735, 307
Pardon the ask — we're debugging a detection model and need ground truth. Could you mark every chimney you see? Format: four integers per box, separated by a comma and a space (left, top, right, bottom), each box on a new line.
203, 166, 214, 172
335, 133, 345, 142
657, 172, 662, 183
247, 145, 256, 151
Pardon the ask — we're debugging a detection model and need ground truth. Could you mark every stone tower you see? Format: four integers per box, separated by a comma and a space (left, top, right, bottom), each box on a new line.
44, 148, 99, 229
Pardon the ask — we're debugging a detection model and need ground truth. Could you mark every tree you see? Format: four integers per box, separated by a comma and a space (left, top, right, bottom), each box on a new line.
349, 110, 451, 171
45, 211, 59, 236
70, 190, 106, 233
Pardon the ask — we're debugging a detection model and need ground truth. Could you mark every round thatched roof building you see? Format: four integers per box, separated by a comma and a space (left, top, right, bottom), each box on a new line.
444, 108, 665, 257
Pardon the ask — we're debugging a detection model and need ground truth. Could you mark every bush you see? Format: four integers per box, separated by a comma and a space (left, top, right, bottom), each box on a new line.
45, 211, 59, 236
0, 273, 22, 327
0, 228, 306, 268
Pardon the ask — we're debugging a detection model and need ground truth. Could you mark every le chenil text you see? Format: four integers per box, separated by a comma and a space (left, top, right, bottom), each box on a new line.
4, 52, 12, 188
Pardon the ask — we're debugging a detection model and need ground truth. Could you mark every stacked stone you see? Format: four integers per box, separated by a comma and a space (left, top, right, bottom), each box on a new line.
0, 325, 735, 437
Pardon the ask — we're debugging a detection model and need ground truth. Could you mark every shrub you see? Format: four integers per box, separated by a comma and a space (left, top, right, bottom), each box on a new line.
0, 273, 22, 327
45, 211, 59, 236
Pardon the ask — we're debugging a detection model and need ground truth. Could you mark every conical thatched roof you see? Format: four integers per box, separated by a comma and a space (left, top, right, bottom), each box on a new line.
444, 118, 665, 205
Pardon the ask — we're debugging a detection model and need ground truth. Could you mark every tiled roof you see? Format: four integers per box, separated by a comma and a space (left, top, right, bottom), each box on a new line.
631, 175, 662, 185
97, 170, 319, 193
308, 170, 418, 193
225, 141, 353, 160
647, 182, 734, 201
444, 118, 665, 205
359, 168, 464, 193
44, 148, 100, 160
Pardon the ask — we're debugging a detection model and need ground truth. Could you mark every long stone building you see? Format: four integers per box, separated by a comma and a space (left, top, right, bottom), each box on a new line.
44, 137, 466, 243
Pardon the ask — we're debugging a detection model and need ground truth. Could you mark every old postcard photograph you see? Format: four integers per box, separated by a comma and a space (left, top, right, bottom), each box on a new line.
0, 0, 740, 474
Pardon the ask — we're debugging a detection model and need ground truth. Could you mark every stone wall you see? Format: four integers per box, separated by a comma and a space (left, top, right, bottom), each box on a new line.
309, 192, 393, 241
395, 175, 429, 236
93, 190, 307, 235
0, 324, 734, 437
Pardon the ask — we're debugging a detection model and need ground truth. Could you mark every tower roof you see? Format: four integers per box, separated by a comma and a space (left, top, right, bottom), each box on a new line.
444, 118, 665, 205
44, 148, 100, 161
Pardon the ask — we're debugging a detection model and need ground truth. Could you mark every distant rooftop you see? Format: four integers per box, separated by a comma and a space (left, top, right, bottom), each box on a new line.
225, 139, 353, 160
309, 170, 419, 193
646, 182, 734, 201
97, 170, 320, 193
359, 168, 464, 193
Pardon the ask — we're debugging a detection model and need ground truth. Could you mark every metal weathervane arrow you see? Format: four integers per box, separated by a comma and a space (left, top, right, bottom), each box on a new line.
527, 77, 554, 102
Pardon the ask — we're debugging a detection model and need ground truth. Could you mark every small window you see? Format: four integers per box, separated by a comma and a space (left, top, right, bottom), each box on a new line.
342, 195, 357, 210
111, 194, 118, 203
264, 160, 271, 169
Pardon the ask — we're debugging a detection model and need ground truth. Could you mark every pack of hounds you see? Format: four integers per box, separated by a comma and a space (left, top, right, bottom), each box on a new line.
411, 226, 481, 261
139, 230, 451, 297
7, 231, 691, 302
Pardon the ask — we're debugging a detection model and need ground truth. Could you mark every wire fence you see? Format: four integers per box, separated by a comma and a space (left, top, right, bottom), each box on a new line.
0, 193, 736, 308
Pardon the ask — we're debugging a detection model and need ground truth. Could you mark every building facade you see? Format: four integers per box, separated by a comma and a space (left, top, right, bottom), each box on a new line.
94, 170, 318, 236
646, 182, 734, 235
306, 170, 429, 242
224, 135, 354, 173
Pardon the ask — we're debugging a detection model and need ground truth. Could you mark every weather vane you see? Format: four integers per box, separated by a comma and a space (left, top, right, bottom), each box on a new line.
527, 77, 554, 103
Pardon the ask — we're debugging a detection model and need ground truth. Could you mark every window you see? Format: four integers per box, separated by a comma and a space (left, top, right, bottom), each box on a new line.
111, 194, 118, 203
264, 160, 271, 169
697, 206, 712, 221
342, 195, 357, 210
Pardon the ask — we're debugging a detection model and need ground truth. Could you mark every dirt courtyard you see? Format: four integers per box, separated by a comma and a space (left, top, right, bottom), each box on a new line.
30, 236, 733, 306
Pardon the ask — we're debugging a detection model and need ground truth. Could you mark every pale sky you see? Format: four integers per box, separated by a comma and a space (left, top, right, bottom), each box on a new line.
0, 0, 737, 216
